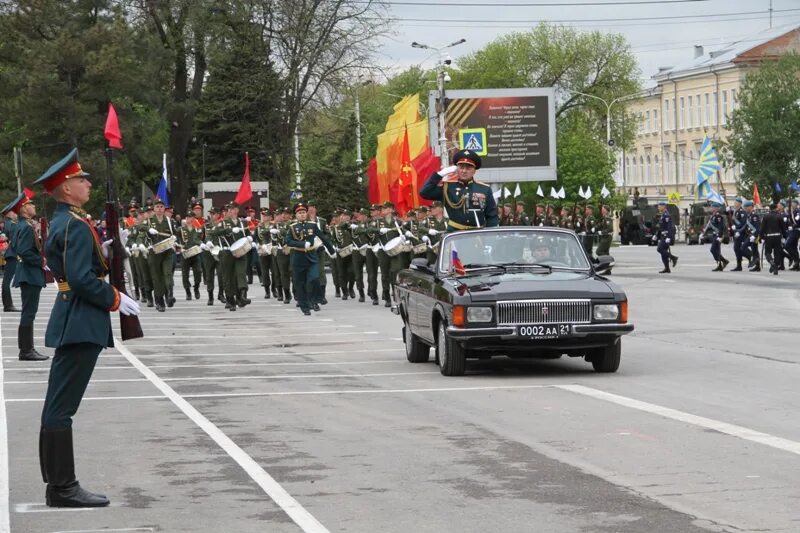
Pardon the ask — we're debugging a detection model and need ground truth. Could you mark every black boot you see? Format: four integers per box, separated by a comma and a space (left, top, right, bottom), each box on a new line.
335, 287, 341, 298
358, 289, 365, 303
167, 288, 176, 307
670, 255, 678, 267
237, 289, 250, 307
348, 286, 356, 299
2, 288, 19, 312
272, 287, 279, 298
342, 290, 348, 301
133, 287, 140, 301
720, 257, 730, 271
264, 286, 271, 299
42, 428, 109, 508
712, 262, 723, 272
659, 267, 671, 274
155, 295, 165, 312
194, 286, 201, 300
731, 259, 743, 272
185, 288, 192, 301
207, 290, 214, 306
227, 296, 237, 311
218, 290, 225, 304
146, 291, 154, 308
18, 324, 48, 361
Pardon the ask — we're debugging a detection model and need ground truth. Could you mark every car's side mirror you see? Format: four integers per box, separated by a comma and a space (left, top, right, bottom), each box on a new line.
411, 257, 434, 274
594, 255, 614, 275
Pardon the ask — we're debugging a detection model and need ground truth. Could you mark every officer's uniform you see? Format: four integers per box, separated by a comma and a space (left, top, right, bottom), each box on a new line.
744, 202, 761, 271
285, 203, 335, 314
419, 149, 499, 231
759, 204, 786, 274
255, 209, 274, 299
655, 201, 678, 273
595, 208, 614, 257
1, 191, 48, 361
275, 209, 293, 303
730, 200, 751, 270
703, 202, 730, 271
2, 211, 19, 312
201, 208, 221, 305
145, 200, 177, 311
363, 205, 382, 305
34, 148, 130, 508
178, 214, 203, 300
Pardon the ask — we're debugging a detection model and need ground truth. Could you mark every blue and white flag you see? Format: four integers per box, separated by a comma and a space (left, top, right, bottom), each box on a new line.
155, 153, 169, 207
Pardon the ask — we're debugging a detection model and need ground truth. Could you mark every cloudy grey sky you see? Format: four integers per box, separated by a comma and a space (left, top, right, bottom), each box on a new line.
375, 0, 800, 84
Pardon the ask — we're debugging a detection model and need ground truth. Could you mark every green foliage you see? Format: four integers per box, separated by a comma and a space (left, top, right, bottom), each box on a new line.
726, 53, 800, 202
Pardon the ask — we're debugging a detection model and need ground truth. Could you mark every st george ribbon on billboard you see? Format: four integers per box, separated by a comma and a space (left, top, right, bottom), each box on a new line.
428, 87, 557, 183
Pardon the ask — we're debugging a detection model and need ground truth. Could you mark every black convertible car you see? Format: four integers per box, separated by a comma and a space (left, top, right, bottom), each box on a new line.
392, 227, 634, 376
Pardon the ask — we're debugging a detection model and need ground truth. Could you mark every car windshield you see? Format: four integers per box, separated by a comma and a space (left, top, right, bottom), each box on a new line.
438, 229, 591, 275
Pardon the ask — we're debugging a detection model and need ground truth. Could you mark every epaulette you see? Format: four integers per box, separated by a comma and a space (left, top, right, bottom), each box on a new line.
474, 180, 490, 187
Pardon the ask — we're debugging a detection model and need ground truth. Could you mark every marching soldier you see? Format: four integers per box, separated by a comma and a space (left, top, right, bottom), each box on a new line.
559, 206, 574, 230
759, 202, 786, 275
132, 206, 154, 307
744, 200, 761, 272
255, 208, 274, 298
285, 203, 336, 315
704, 201, 730, 271
515, 200, 532, 226
190, 201, 206, 284
583, 204, 598, 259
533, 204, 546, 226
350, 208, 369, 302
201, 206, 221, 305
419, 149, 499, 231
34, 148, 140, 508
2, 190, 49, 361
121, 203, 140, 301
307, 201, 330, 304
786, 198, 800, 270
411, 207, 430, 260
775, 200, 790, 271
422, 201, 447, 265
244, 206, 259, 284
179, 211, 203, 300
500, 202, 514, 225
371, 201, 401, 307
275, 207, 293, 304
364, 204, 382, 305
145, 199, 177, 311
545, 205, 559, 227
209, 203, 251, 311
2, 201, 20, 312
655, 200, 678, 274
595, 205, 614, 257
334, 209, 356, 300
329, 209, 343, 298
730, 197, 751, 271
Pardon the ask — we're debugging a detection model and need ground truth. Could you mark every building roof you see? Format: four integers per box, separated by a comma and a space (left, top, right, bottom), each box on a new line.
652, 23, 800, 81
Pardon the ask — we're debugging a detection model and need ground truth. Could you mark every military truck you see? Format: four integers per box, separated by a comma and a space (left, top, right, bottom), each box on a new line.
684, 202, 711, 245
619, 198, 679, 245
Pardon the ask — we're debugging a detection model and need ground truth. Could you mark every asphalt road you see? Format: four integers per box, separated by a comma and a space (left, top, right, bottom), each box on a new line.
2, 243, 799, 533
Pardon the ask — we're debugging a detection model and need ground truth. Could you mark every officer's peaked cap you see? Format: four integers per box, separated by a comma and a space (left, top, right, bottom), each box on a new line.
452, 149, 482, 170
33, 148, 90, 192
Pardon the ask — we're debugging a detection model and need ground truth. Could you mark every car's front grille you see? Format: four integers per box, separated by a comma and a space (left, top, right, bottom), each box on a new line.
496, 299, 591, 325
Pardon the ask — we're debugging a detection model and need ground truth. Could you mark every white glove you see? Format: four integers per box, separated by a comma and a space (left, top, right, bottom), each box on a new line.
232, 227, 242, 234
205, 241, 213, 248
120, 228, 130, 240
101, 239, 113, 258
148, 228, 158, 235
665, 238, 671, 244
716, 237, 722, 242
405, 230, 413, 238
118, 292, 140, 316
438, 165, 457, 177
749, 235, 755, 242
304, 241, 311, 249
270, 228, 278, 235
428, 229, 439, 236
245, 216, 252, 222
247, 236, 254, 243
422, 236, 430, 243
379, 227, 389, 235
735, 232, 740, 238
350, 224, 358, 230
200, 243, 208, 250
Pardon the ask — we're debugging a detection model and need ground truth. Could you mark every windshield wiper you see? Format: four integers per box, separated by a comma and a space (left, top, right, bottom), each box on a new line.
461, 263, 507, 273
498, 262, 553, 272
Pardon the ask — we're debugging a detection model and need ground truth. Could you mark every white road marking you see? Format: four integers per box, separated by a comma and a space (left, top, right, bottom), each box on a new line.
114, 340, 330, 533
50, 529, 155, 533
146, 359, 401, 369
13, 503, 101, 514
557, 384, 800, 457
0, 316, 9, 533
4, 348, 402, 362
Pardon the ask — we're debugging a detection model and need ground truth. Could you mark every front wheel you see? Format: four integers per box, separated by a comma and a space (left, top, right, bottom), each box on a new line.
589, 338, 621, 373
404, 322, 430, 363
437, 321, 466, 376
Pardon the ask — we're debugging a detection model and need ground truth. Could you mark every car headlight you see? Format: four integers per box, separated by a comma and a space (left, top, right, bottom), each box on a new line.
466, 306, 492, 323
593, 304, 619, 321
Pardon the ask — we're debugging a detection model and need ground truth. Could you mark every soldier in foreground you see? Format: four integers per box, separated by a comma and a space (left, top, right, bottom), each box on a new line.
285, 202, 335, 315
655, 200, 678, 274
704, 201, 730, 271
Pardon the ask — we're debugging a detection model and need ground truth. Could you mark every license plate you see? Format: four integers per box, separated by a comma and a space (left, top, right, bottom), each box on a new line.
518, 324, 570, 339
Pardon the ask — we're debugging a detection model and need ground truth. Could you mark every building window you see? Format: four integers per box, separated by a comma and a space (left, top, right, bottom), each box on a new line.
653, 109, 659, 132
645, 110, 651, 133
664, 100, 670, 131
679, 97, 685, 129
730, 88, 737, 113
654, 155, 660, 182
713, 92, 718, 126
665, 152, 671, 180
696, 95, 702, 127
705, 93, 711, 126
646, 155, 651, 184
688, 97, 693, 128
640, 156, 644, 184
722, 90, 728, 125
679, 150, 685, 181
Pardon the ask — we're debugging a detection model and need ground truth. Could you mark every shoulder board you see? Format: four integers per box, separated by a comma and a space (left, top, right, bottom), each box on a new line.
474, 180, 490, 187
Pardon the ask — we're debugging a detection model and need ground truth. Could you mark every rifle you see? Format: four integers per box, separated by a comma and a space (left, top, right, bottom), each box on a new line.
39, 217, 54, 284
105, 148, 143, 341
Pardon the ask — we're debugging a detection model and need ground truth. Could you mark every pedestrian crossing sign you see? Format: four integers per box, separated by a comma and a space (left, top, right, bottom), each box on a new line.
667, 191, 681, 205
459, 128, 488, 156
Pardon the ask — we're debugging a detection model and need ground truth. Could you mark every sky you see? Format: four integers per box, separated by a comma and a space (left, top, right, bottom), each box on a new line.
374, 0, 800, 85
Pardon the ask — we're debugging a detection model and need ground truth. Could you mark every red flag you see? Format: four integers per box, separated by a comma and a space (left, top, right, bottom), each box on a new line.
410, 147, 439, 208
234, 152, 253, 206
752, 182, 761, 206
390, 127, 414, 216
104, 102, 123, 150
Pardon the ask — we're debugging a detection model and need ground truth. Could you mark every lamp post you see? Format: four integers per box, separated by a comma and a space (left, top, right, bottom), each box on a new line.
411, 38, 466, 166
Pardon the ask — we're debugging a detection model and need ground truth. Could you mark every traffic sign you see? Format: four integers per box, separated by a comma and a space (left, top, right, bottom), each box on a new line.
458, 128, 488, 156
667, 191, 681, 205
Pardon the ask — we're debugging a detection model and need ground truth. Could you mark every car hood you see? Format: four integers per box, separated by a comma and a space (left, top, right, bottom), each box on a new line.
453, 271, 616, 302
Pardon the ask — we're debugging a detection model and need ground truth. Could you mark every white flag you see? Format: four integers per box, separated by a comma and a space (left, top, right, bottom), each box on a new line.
493, 188, 502, 200
585, 186, 592, 199
601, 184, 611, 198
513, 183, 521, 197
558, 186, 566, 199
550, 187, 559, 199
536, 185, 544, 198
503, 186, 512, 198
578, 185, 585, 199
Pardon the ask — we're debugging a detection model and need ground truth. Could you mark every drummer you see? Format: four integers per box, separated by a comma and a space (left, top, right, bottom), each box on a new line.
179, 211, 203, 301
145, 198, 177, 312
335, 209, 356, 301
255, 208, 274, 300
208, 202, 251, 311
419, 149, 499, 232
371, 201, 402, 307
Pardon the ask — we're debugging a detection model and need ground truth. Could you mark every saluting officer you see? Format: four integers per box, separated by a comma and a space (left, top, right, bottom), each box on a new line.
655, 200, 678, 273
145, 198, 177, 311
704, 201, 730, 271
179, 211, 203, 300
2, 202, 20, 312
34, 148, 140, 507
285, 203, 336, 315
420, 149, 499, 231
2, 190, 49, 361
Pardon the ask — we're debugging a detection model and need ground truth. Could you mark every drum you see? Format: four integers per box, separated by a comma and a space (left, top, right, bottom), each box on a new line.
230, 237, 253, 258
258, 243, 273, 256
338, 244, 354, 257
401, 242, 413, 253
359, 244, 368, 257
384, 236, 405, 257
182, 245, 202, 259
413, 243, 428, 255
153, 236, 176, 254
371, 243, 382, 254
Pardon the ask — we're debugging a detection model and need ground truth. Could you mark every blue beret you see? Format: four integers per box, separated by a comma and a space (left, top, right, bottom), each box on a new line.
743, 200, 754, 207
32, 148, 90, 192
734, 197, 743, 204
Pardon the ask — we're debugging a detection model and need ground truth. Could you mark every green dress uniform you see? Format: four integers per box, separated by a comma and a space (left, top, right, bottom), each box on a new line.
2, 214, 19, 311
256, 220, 273, 298
372, 214, 403, 306
201, 215, 222, 305
421, 215, 447, 265
267, 221, 283, 299
285, 206, 336, 314
583, 212, 598, 259
132, 216, 154, 307
145, 212, 177, 311
334, 220, 356, 299
275, 220, 293, 303
120, 213, 140, 300
419, 150, 499, 232
209, 215, 251, 310
363, 212, 381, 305
350, 215, 369, 302
596, 212, 614, 256
178, 221, 203, 300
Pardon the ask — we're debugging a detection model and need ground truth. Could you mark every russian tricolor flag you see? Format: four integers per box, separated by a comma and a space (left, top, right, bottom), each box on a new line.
452, 247, 465, 276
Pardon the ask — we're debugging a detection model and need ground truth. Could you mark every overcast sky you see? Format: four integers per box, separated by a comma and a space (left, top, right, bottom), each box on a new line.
375, 0, 800, 85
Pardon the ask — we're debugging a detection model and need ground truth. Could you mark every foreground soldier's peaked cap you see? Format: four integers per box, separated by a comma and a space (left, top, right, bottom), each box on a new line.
33, 148, 90, 192
1, 189, 34, 216
293, 202, 308, 213
452, 149, 481, 169
192, 201, 203, 209
418, 206, 429, 213
358, 207, 369, 215
153, 198, 165, 206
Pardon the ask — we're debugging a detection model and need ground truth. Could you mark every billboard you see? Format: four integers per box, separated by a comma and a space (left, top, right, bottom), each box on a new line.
428, 88, 557, 183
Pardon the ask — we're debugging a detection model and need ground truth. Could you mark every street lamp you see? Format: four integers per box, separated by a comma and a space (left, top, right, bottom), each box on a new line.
572, 91, 641, 153
411, 38, 466, 166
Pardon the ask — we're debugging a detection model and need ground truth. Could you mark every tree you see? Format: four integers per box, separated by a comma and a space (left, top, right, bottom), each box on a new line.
726, 53, 800, 202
